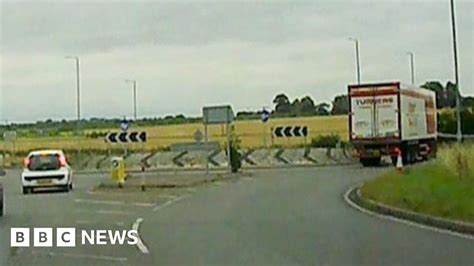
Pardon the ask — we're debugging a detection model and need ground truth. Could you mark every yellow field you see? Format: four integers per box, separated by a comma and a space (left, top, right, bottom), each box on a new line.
1, 115, 348, 152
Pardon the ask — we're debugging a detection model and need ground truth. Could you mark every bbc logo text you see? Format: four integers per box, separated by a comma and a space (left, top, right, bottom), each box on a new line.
11, 228, 138, 247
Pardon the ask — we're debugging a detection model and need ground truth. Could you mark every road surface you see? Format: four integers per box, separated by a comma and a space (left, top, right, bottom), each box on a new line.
0, 166, 473, 265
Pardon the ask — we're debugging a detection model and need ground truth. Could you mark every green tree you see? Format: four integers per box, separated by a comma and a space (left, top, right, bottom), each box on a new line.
331, 94, 349, 115
315, 102, 330, 116
290, 99, 303, 116
273, 93, 291, 114
300, 96, 316, 115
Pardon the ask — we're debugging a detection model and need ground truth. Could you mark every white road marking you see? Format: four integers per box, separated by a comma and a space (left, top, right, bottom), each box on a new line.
76, 209, 134, 216
153, 194, 189, 212
96, 210, 134, 215
75, 220, 126, 227
31, 250, 127, 262
75, 198, 156, 208
75, 220, 95, 225
132, 218, 150, 254
132, 202, 156, 207
75, 198, 123, 205
344, 185, 474, 241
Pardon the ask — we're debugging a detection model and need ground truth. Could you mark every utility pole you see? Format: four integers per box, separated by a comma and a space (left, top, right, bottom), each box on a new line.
449, 0, 462, 142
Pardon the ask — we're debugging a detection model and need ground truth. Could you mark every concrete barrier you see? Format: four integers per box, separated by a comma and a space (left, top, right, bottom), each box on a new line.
1, 147, 357, 172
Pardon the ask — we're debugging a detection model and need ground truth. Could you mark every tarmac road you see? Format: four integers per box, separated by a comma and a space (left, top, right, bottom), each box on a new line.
0, 166, 473, 265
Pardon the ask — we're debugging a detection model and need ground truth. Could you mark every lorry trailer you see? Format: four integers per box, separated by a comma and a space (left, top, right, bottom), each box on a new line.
348, 82, 437, 166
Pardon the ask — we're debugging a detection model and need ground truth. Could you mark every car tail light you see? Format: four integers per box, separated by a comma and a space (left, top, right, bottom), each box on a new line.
23, 157, 31, 168
59, 155, 67, 167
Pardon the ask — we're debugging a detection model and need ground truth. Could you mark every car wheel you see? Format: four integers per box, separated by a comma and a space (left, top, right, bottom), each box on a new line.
69, 183, 74, 191
22, 187, 30, 195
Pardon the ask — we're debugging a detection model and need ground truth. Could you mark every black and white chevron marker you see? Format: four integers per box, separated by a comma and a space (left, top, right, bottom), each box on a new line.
273, 126, 308, 138
106, 131, 147, 143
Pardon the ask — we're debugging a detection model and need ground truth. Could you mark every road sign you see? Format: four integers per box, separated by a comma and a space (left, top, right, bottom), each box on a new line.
203, 105, 234, 125
120, 119, 129, 132
2, 131, 17, 142
202, 105, 234, 174
273, 126, 308, 137
261, 109, 270, 123
106, 131, 147, 143
194, 129, 203, 143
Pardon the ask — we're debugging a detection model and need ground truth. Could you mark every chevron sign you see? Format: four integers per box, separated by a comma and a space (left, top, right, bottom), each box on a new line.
105, 131, 147, 143
273, 126, 308, 138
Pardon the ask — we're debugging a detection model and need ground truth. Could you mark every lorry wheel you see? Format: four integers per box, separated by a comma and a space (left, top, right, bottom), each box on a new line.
360, 158, 371, 167
360, 157, 381, 167
391, 156, 398, 166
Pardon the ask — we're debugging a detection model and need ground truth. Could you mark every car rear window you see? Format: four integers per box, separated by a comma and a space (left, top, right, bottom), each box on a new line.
27, 154, 61, 171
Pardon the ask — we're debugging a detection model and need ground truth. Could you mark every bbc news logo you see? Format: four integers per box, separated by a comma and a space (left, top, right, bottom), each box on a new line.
11, 228, 138, 247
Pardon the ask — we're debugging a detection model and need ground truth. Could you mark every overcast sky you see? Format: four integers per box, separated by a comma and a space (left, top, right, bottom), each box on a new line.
0, 0, 473, 123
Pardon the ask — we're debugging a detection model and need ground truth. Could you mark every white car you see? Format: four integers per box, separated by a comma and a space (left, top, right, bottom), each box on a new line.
21, 150, 74, 194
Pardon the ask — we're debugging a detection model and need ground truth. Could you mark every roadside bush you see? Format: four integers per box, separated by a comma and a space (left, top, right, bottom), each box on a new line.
226, 131, 242, 173
310, 134, 343, 148
437, 143, 474, 180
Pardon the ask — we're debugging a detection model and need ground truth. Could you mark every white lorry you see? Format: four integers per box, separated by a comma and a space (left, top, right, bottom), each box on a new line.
348, 82, 437, 166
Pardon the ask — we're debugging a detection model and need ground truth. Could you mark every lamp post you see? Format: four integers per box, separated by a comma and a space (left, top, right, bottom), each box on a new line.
65, 55, 81, 155
348, 37, 361, 84
406, 51, 415, 85
449, 0, 462, 142
65, 56, 81, 122
125, 79, 137, 121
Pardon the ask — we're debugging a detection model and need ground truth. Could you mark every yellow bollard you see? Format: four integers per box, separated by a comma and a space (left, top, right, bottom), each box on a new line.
111, 157, 126, 188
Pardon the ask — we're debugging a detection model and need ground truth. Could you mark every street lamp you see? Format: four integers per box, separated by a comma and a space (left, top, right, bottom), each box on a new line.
449, 0, 462, 142
125, 79, 137, 121
65, 56, 81, 121
348, 37, 361, 84
406, 51, 415, 85
65, 55, 81, 156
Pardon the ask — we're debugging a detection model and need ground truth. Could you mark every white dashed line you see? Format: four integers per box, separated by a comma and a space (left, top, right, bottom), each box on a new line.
75, 198, 156, 208
75, 199, 123, 205
153, 194, 189, 212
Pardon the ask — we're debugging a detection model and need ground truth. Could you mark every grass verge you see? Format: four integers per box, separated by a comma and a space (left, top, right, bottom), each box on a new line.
361, 144, 474, 223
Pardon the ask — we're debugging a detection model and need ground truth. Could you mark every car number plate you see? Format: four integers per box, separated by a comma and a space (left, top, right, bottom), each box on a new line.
37, 179, 52, 185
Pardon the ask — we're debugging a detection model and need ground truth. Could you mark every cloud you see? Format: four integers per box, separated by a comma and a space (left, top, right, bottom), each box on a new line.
0, 0, 472, 123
